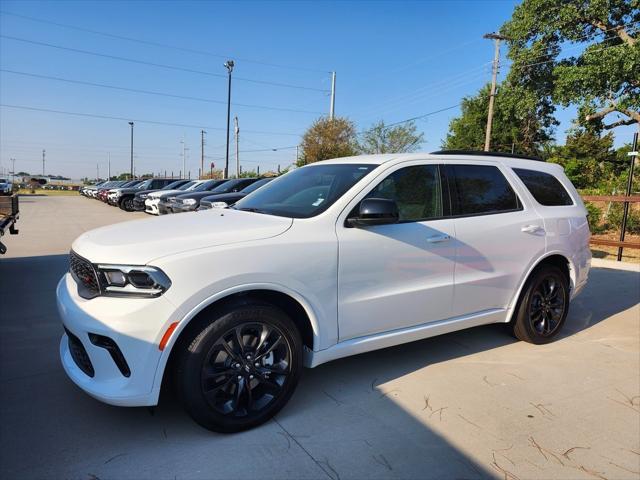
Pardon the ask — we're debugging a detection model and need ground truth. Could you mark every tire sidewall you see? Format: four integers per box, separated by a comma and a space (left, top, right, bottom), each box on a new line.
176, 303, 303, 433
515, 265, 570, 344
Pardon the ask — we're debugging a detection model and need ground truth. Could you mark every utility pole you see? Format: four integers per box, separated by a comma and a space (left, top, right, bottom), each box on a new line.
128, 121, 134, 179
107, 152, 111, 180
329, 71, 336, 120
200, 130, 206, 179
181, 137, 186, 179
42, 149, 46, 176
618, 132, 638, 261
96, 163, 99, 181
483, 33, 507, 152
224, 60, 235, 179
10, 157, 15, 183
234, 116, 240, 178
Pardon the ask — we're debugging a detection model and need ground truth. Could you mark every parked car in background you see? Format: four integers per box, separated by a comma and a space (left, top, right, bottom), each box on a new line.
117, 178, 180, 211
81, 182, 105, 197
198, 177, 274, 211
144, 180, 205, 215
97, 181, 128, 202
0, 178, 13, 196
106, 180, 144, 205
131, 179, 191, 212
57, 151, 591, 433
171, 178, 260, 214
158, 179, 229, 215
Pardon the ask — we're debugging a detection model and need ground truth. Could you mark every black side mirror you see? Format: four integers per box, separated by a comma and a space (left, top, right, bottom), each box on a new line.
347, 198, 399, 227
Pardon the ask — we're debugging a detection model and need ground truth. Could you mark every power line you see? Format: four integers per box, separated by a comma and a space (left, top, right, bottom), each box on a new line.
0, 9, 331, 74
0, 35, 330, 93
357, 104, 461, 134
0, 69, 324, 114
0, 104, 303, 136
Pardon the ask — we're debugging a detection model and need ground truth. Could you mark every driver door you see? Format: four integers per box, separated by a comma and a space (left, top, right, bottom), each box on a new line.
336, 162, 456, 341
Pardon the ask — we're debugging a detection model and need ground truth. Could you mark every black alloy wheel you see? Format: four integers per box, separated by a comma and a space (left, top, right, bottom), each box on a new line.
528, 274, 566, 337
201, 323, 291, 418
175, 302, 302, 432
512, 264, 570, 344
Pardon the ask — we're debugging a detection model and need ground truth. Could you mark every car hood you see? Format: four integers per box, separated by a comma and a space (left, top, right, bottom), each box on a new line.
72, 208, 293, 264
176, 191, 220, 201
149, 189, 186, 199
134, 189, 160, 198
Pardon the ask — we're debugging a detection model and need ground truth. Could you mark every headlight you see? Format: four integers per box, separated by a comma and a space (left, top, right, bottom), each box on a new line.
96, 264, 171, 297
212, 201, 228, 208
139, 193, 149, 199
182, 198, 197, 206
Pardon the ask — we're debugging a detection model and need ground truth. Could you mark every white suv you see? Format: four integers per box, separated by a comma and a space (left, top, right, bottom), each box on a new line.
57, 152, 591, 432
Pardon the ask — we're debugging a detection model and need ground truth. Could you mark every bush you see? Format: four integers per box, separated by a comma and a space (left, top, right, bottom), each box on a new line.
585, 202, 607, 234
604, 203, 640, 235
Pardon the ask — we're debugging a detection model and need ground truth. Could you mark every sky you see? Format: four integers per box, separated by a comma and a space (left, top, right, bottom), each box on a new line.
0, 0, 636, 180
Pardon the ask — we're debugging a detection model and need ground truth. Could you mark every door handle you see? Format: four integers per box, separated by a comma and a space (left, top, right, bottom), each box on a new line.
521, 224, 545, 234
427, 234, 451, 243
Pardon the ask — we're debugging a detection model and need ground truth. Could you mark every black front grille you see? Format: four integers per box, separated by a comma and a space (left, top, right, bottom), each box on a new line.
69, 251, 100, 298
65, 327, 95, 377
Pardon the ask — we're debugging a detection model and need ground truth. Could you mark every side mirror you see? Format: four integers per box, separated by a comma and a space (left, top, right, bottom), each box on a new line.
347, 198, 399, 227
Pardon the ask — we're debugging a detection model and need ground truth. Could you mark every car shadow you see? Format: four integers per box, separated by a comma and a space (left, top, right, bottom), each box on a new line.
0, 254, 637, 479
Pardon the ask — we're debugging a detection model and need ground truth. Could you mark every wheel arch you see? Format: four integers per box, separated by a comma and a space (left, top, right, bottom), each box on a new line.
152, 284, 320, 396
505, 252, 574, 323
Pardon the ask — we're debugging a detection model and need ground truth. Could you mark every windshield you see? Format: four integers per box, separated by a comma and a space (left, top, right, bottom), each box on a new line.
178, 181, 197, 190
0, 179, 7, 183
162, 180, 185, 190
210, 179, 250, 194
233, 164, 377, 218
241, 178, 273, 194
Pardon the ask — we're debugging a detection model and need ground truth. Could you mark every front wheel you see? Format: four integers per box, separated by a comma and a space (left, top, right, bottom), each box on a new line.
174, 302, 302, 432
512, 265, 570, 344
119, 196, 134, 211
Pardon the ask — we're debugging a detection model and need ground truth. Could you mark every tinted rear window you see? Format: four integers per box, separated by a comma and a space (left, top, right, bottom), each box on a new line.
513, 168, 573, 206
449, 164, 521, 216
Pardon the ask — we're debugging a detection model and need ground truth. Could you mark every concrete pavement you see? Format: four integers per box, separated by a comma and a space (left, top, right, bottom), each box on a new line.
1, 196, 638, 479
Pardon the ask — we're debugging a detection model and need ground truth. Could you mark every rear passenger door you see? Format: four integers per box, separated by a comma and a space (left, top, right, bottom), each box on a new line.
445, 163, 546, 318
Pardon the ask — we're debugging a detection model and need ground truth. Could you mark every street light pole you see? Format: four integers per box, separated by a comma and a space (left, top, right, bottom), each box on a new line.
128, 121, 134, 179
483, 33, 508, 152
234, 116, 240, 178
224, 60, 235, 179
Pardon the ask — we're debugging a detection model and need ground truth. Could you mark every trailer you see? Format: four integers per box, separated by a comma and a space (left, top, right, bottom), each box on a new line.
0, 195, 19, 254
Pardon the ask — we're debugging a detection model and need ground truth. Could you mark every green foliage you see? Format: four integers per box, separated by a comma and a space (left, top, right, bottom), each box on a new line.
299, 117, 358, 165
501, 0, 639, 131
358, 120, 424, 154
442, 82, 556, 156
606, 203, 640, 234
584, 202, 607, 233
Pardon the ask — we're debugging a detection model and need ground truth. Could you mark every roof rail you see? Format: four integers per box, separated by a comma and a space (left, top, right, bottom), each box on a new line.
430, 149, 544, 162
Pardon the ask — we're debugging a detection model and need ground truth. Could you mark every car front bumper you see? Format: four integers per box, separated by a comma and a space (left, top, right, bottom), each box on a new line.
144, 198, 160, 215
158, 202, 174, 214
132, 197, 147, 211
56, 273, 177, 406
172, 203, 197, 213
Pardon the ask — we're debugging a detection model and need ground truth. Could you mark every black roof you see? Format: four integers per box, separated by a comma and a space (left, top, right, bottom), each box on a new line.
430, 150, 544, 162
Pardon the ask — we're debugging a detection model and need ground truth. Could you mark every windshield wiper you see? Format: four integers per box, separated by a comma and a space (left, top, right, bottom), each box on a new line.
235, 207, 267, 214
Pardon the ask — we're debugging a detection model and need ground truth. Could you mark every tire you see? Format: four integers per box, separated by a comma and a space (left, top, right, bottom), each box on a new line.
512, 265, 570, 344
174, 301, 303, 433
119, 196, 134, 211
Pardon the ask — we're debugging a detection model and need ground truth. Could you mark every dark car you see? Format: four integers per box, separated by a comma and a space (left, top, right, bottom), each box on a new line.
197, 177, 275, 211
171, 178, 260, 214
131, 179, 192, 212
159, 179, 230, 215
106, 180, 145, 205
142, 180, 205, 214
118, 178, 186, 212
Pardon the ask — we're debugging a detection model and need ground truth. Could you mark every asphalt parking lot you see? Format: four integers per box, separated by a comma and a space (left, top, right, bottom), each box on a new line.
1, 196, 639, 480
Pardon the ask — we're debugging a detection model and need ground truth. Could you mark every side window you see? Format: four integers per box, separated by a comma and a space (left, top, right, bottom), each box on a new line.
365, 165, 443, 222
449, 164, 521, 216
513, 168, 573, 206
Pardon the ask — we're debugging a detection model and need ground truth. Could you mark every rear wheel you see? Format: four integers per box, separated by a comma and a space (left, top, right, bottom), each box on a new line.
174, 302, 302, 432
512, 265, 570, 344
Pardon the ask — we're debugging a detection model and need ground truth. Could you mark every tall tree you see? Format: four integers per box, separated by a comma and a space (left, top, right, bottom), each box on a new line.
298, 117, 358, 165
358, 120, 424, 154
501, 0, 639, 131
443, 82, 556, 155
